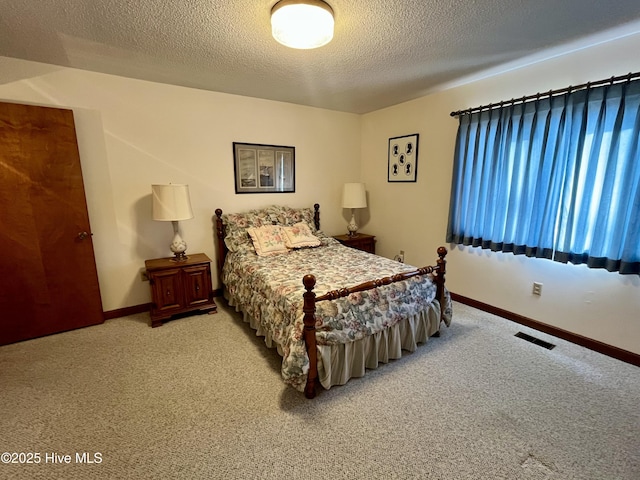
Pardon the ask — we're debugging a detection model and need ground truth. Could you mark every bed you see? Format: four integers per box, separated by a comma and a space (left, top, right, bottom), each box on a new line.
214, 204, 452, 398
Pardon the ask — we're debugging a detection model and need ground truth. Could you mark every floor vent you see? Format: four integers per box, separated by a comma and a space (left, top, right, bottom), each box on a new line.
515, 332, 556, 350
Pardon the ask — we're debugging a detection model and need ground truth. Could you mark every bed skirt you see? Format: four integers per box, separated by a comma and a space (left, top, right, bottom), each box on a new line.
225, 289, 442, 390
317, 301, 442, 389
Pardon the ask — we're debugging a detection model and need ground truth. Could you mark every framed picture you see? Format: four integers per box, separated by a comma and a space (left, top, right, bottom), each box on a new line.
233, 142, 295, 193
388, 133, 419, 182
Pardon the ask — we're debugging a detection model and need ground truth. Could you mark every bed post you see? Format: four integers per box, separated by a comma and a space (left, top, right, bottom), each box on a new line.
435, 246, 447, 322
214, 209, 226, 281
313, 203, 320, 230
302, 274, 319, 399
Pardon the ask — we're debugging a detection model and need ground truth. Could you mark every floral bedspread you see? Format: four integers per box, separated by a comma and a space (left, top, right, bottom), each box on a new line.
222, 237, 452, 391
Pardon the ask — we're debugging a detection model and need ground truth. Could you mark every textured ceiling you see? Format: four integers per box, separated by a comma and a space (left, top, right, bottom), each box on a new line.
2, 0, 640, 113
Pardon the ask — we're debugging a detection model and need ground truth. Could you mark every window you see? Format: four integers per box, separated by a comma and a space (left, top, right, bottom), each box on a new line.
447, 79, 640, 274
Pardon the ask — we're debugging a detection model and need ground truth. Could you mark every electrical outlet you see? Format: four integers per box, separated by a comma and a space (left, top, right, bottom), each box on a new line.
532, 282, 543, 296
140, 270, 149, 282
394, 250, 405, 263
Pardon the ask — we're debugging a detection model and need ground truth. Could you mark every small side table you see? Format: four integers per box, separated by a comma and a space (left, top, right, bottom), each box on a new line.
145, 253, 217, 327
333, 233, 376, 254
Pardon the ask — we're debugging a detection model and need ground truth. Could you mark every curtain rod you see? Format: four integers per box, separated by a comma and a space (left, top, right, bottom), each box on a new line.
449, 71, 640, 117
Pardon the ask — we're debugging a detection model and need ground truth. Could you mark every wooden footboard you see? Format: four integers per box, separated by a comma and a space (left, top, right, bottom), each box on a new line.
302, 247, 448, 399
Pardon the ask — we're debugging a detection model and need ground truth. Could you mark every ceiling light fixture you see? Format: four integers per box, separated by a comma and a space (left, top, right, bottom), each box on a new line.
271, 0, 334, 50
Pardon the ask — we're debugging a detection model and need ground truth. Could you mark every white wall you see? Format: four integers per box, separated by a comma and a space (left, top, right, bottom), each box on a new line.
361, 30, 640, 355
0, 56, 362, 312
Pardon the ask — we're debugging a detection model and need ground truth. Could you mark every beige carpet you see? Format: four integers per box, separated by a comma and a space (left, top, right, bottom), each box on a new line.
1, 301, 638, 479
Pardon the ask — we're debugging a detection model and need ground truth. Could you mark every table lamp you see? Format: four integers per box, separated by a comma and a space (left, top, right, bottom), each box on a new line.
152, 184, 194, 261
342, 182, 367, 237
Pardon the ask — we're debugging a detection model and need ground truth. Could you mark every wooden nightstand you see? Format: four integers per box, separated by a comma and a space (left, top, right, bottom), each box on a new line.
333, 233, 376, 254
145, 253, 217, 327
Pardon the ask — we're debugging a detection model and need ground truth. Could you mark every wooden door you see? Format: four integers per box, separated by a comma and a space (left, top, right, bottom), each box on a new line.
0, 101, 104, 345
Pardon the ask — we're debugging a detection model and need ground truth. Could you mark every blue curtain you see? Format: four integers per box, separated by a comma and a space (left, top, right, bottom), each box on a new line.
447, 79, 640, 274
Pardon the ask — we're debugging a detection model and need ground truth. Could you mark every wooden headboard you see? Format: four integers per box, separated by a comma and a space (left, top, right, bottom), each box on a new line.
214, 203, 320, 281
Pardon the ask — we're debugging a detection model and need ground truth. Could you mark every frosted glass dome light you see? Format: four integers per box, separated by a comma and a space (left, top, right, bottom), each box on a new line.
271, 0, 334, 49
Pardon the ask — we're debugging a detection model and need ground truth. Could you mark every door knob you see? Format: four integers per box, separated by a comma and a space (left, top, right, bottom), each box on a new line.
77, 231, 93, 240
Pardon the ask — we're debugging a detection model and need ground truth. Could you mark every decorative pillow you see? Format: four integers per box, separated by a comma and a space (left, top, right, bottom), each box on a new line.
222, 205, 318, 254
222, 209, 276, 253
247, 225, 289, 256
283, 222, 321, 249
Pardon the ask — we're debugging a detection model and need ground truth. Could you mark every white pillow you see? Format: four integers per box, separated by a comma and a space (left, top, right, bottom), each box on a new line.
247, 225, 289, 256
283, 222, 321, 249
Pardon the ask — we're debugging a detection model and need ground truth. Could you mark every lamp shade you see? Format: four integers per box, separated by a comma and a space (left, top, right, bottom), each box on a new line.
152, 184, 194, 221
342, 183, 367, 209
271, 0, 334, 49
